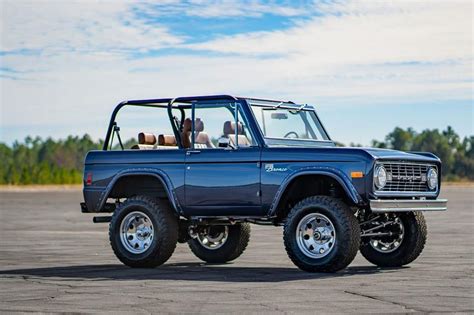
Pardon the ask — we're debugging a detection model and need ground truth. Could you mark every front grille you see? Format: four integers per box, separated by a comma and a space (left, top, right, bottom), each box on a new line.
376, 162, 435, 193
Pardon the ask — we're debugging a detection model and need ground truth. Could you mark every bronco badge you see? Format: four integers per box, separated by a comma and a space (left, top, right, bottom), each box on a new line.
265, 164, 288, 172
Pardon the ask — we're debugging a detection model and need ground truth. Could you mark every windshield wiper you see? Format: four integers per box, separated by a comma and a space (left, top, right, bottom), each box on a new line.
296, 104, 307, 112
272, 102, 284, 109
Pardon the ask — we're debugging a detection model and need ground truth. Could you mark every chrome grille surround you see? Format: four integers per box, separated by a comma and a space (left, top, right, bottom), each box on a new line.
373, 162, 438, 196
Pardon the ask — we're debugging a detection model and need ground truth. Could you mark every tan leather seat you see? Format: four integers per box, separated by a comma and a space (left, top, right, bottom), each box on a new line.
158, 134, 177, 146
139, 132, 156, 145
195, 118, 215, 148
181, 118, 192, 148
223, 121, 251, 147
131, 132, 178, 150
131, 132, 157, 149
181, 118, 215, 149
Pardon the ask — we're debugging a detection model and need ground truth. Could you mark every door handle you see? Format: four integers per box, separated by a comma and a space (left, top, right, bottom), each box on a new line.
186, 150, 201, 155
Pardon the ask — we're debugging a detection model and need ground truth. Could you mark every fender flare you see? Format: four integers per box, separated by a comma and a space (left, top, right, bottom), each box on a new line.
268, 167, 363, 216
96, 168, 182, 215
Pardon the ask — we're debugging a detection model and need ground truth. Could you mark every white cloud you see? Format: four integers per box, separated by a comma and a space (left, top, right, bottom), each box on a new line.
188, 1, 472, 64
1, 0, 182, 54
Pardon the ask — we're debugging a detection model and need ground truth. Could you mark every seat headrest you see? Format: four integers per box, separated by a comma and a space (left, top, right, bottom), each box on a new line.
158, 134, 177, 146
183, 118, 192, 132
223, 121, 243, 135
138, 132, 157, 145
195, 118, 204, 132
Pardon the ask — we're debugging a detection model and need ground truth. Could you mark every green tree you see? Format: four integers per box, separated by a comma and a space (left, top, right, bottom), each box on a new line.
36, 162, 52, 184
411, 129, 453, 176
385, 127, 416, 151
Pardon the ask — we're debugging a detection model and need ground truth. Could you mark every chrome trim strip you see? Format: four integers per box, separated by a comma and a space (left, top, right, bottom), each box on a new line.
370, 199, 448, 212
376, 161, 438, 167
374, 191, 439, 197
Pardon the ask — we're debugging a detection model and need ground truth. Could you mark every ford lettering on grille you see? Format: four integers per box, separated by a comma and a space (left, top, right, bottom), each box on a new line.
392, 175, 425, 182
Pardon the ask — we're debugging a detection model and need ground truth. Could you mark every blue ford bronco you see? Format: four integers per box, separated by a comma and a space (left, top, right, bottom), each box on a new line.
81, 95, 447, 272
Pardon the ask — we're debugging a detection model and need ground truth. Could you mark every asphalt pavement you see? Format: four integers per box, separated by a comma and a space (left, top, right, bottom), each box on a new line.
0, 186, 472, 313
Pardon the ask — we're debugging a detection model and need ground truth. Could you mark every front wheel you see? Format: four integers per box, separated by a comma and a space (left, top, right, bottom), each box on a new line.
283, 196, 360, 273
360, 211, 427, 267
188, 223, 251, 263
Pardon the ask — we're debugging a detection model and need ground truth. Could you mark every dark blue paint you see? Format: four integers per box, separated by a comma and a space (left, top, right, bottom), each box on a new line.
82, 95, 442, 219
184, 147, 262, 216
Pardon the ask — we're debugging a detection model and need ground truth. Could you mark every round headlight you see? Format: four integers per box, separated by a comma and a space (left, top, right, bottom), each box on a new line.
374, 165, 387, 189
427, 168, 438, 190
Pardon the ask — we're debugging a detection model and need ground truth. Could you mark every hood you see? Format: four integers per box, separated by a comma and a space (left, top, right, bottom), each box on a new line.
263, 146, 440, 165
349, 147, 440, 163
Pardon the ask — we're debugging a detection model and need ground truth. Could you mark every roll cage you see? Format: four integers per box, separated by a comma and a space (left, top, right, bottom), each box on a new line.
103, 95, 332, 150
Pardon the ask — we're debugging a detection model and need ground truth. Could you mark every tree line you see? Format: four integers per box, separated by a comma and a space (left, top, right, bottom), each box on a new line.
366, 126, 472, 181
0, 126, 472, 185
0, 135, 103, 185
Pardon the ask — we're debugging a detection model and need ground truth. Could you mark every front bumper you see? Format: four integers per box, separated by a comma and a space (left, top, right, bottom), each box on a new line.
370, 199, 448, 213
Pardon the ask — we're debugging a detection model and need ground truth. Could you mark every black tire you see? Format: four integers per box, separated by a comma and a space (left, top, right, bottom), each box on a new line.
109, 196, 178, 268
283, 196, 360, 273
360, 211, 427, 267
188, 223, 251, 263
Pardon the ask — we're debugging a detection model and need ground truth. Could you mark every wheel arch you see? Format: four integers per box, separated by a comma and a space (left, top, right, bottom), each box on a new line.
98, 169, 181, 215
269, 168, 362, 222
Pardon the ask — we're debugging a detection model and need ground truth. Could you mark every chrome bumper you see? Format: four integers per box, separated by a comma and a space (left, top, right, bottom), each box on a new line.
370, 199, 448, 213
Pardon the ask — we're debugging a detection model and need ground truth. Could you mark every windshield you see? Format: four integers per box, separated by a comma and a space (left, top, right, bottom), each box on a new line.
250, 105, 331, 145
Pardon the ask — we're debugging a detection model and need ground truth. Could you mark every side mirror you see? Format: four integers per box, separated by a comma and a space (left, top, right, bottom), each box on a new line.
218, 137, 231, 148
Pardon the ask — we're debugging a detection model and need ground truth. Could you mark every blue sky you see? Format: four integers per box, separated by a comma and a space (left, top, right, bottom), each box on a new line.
0, 0, 472, 145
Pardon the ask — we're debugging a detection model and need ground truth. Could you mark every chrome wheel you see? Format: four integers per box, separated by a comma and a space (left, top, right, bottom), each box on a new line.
296, 213, 336, 259
369, 216, 404, 253
120, 211, 154, 254
197, 226, 228, 250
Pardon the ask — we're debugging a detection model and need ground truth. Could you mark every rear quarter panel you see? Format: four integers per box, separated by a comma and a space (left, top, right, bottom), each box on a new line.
83, 149, 185, 212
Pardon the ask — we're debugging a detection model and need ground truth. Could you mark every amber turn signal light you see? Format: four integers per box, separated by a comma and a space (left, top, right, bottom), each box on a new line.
351, 171, 364, 178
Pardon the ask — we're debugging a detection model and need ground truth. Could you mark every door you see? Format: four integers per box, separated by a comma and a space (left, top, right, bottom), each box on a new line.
184, 101, 262, 216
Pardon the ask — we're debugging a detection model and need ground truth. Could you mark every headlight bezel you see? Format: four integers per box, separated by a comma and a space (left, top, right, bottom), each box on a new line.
373, 165, 388, 189
427, 167, 438, 190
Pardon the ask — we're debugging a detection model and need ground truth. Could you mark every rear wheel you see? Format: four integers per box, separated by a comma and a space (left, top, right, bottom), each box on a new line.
360, 211, 427, 267
109, 196, 178, 268
284, 196, 360, 272
187, 223, 251, 263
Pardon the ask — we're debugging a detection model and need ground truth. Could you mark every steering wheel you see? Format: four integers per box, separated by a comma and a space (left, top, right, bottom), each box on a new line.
284, 131, 299, 138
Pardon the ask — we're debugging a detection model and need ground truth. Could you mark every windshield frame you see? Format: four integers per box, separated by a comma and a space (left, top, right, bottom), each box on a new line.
245, 99, 335, 147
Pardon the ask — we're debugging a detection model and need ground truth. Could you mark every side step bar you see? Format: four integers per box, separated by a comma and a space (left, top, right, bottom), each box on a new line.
93, 216, 112, 223
370, 199, 448, 213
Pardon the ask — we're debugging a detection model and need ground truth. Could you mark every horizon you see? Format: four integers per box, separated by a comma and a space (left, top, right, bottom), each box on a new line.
1, 1, 473, 145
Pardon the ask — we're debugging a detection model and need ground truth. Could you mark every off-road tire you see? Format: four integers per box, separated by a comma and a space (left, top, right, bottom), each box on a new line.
188, 223, 251, 263
109, 196, 178, 268
283, 196, 360, 272
360, 211, 427, 267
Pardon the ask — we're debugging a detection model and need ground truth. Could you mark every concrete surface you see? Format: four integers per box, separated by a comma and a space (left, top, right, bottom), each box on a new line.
0, 187, 472, 314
